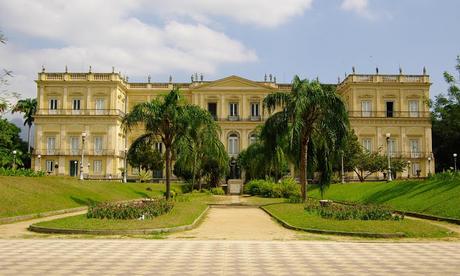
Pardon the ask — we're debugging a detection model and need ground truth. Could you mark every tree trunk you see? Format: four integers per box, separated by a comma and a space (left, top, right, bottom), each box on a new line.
299, 139, 309, 202
27, 125, 31, 153
165, 146, 171, 200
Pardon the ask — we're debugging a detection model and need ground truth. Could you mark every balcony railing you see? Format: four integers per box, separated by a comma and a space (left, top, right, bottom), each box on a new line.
218, 116, 264, 122
36, 109, 125, 116
348, 111, 430, 118
380, 151, 432, 159
35, 149, 116, 156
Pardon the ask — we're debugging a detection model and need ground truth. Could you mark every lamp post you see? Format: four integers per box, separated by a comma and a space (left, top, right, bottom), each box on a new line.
386, 133, 392, 182
12, 150, 17, 169
80, 132, 87, 180
427, 157, 432, 177
454, 153, 458, 172
341, 150, 345, 184
37, 154, 41, 171
123, 147, 128, 183
407, 160, 411, 179
74, 160, 78, 178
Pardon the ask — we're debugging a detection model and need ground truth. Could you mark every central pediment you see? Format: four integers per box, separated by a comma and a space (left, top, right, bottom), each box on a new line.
193, 75, 274, 91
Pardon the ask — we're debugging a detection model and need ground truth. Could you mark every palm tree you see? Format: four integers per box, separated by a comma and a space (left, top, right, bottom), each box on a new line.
263, 76, 348, 201
12, 98, 37, 153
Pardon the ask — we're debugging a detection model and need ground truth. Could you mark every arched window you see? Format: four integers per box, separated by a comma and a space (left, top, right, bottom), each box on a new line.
228, 133, 239, 155
249, 133, 257, 145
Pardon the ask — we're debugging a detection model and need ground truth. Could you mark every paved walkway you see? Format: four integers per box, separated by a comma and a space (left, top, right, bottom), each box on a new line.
1, 239, 459, 275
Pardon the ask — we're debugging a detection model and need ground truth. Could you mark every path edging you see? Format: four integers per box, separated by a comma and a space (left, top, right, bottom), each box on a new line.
260, 204, 406, 238
29, 206, 210, 235
0, 207, 88, 225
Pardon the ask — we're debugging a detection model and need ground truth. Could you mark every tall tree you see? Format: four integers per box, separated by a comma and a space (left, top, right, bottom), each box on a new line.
12, 98, 37, 153
0, 31, 20, 113
263, 76, 348, 201
432, 56, 460, 171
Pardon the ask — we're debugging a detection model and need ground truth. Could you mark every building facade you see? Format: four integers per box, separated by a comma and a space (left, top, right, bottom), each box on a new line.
33, 70, 434, 179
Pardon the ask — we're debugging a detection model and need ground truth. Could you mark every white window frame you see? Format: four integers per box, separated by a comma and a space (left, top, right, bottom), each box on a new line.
94, 136, 103, 154
47, 137, 56, 155
72, 99, 81, 114
95, 98, 105, 115
155, 142, 163, 153
46, 160, 54, 172
388, 138, 397, 157
49, 99, 58, 114
412, 162, 421, 176
409, 139, 420, 158
250, 102, 260, 117
228, 134, 239, 155
362, 138, 372, 152
249, 134, 257, 145
361, 100, 372, 117
409, 100, 419, 117
70, 136, 79, 155
93, 160, 102, 174
229, 103, 238, 117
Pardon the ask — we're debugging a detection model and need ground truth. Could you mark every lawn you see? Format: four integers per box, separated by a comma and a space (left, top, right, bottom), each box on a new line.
34, 194, 216, 231
0, 176, 183, 218
309, 174, 460, 219
263, 203, 455, 238
241, 196, 286, 206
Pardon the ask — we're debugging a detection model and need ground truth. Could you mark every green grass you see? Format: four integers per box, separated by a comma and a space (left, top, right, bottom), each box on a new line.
264, 203, 455, 238
309, 174, 460, 219
241, 196, 286, 206
34, 194, 215, 230
0, 176, 183, 218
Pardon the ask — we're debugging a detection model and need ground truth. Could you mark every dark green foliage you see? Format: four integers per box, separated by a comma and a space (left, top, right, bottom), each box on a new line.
128, 137, 164, 175
244, 178, 300, 198
12, 98, 37, 154
210, 187, 225, 195
304, 200, 403, 221
87, 198, 174, 220
0, 168, 45, 176
432, 56, 460, 171
0, 118, 28, 168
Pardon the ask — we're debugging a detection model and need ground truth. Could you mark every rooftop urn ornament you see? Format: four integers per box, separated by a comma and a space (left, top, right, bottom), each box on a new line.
65, 65, 68, 73
148, 75, 151, 83
338, 76, 341, 83
352, 66, 355, 74
112, 66, 115, 73
200, 73, 203, 82
376, 67, 379, 75
41, 65, 45, 73
169, 75, 172, 83
191, 74, 194, 82
423, 66, 427, 75
273, 76, 276, 83
194, 72, 198, 82
399, 66, 403, 75
269, 74, 272, 82
89, 65, 92, 73
264, 74, 267, 82
126, 76, 129, 82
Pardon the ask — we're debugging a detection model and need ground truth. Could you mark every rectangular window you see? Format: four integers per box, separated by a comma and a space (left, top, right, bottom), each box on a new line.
362, 138, 372, 152
49, 99, 58, 110
155, 142, 163, 153
361, 101, 371, 117
93, 160, 102, 174
388, 139, 397, 157
46, 160, 54, 172
207, 102, 217, 120
409, 139, 420, 158
229, 103, 238, 116
72, 99, 81, 110
409, 100, 419, 117
228, 135, 239, 155
95, 99, 105, 115
251, 102, 260, 117
412, 162, 421, 176
47, 137, 56, 155
386, 101, 394, 118
94, 136, 103, 154
70, 136, 79, 155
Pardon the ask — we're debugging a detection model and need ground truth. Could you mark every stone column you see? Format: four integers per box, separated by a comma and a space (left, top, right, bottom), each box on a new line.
220, 95, 225, 119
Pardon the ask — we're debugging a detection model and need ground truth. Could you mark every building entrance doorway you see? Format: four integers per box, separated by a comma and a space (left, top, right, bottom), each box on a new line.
70, 160, 79, 177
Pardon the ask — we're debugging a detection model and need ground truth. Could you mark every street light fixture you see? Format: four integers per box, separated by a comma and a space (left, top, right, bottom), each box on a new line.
454, 153, 458, 172
12, 150, 17, 169
427, 157, 432, 177
123, 147, 128, 183
341, 150, 345, 184
74, 160, 78, 178
80, 132, 87, 180
37, 154, 41, 171
407, 160, 411, 179
385, 133, 392, 182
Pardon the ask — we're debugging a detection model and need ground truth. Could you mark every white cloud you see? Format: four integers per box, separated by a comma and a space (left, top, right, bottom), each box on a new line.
340, 0, 375, 19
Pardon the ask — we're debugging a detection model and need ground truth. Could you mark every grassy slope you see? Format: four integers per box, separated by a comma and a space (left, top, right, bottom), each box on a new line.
0, 176, 182, 218
264, 203, 454, 238
35, 194, 216, 230
309, 176, 460, 219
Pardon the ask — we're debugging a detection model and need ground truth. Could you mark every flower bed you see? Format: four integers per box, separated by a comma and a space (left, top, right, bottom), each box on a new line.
87, 198, 174, 220
304, 200, 403, 221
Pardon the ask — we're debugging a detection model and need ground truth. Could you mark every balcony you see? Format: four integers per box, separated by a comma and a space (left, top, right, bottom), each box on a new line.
35, 149, 116, 156
228, 115, 240, 121
36, 109, 125, 116
378, 151, 432, 159
348, 111, 430, 118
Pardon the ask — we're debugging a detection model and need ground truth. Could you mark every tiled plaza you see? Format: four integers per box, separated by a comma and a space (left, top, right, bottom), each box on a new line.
1, 239, 459, 275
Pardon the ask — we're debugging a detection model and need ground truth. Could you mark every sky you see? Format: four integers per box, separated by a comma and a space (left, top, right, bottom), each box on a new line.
1, 0, 460, 136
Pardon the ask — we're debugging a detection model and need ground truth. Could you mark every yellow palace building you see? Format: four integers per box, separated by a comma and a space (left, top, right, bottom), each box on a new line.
32, 69, 434, 180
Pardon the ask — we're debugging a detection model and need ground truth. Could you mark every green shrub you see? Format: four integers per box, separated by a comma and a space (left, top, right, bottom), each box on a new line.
304, 200, 403, 221
87, 198, 174, 220
210, 187, 225, 195
245, 178, 299, 199
273, 177, 300, 198
0, 168, 45, 177
244, 180, 266, 195
286, 194, 303, 203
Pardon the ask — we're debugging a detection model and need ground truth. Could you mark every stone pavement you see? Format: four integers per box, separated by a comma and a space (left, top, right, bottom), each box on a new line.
1, 239, 459, 275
